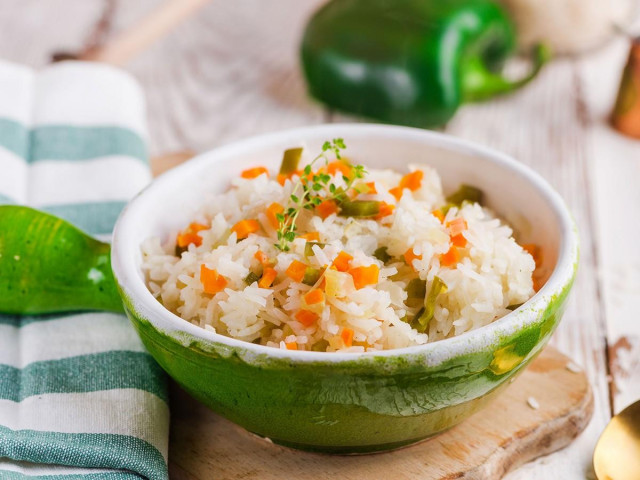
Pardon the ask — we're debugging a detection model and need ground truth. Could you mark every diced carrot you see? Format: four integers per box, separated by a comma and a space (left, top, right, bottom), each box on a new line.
189, 222, 209, 233
376, 201, 395, 220
241, 166, 269, 179
440, 246, 461, 267
327, 160, 352, 177
304, 289, 325, 305
522, 243, 542, 268
316, 199, 339, 219
332, 251, 353, 272
399, 170, 423, 191
366, 181, 377, 194
404, 247, 422, 271
300, 232, 320, 241
231, 219, 260, 240
277, 173, 288, 186
341, 328, 354, 347
266, 202, 284, 229
432, 209, 444, 223
295, 309, 319, 327
285, 260, 307, 282
259, 267, 277, 288
451, 233, 468, 248
177, 232, 202, 248
285, 342, 298, 350
349, 264, 379, 289
200, 265, 227, 294
447, 218, 468, 236
254, 249, 269, 265
389, 186, 403, 201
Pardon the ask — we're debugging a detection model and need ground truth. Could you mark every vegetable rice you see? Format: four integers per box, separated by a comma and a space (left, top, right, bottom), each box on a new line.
141, 140, 536, 352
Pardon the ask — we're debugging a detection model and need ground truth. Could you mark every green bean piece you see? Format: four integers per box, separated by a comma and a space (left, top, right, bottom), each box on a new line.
406, 278, 426, 299
413, 276, 448, 333
304, 241, 326, 257
302, 267, 322, 286
338, 200, 380, 217
445, 184, 483, 206
373, 246, 391, 263
311, 339, 330, 352
279, 147, 303, 175
506, 303, 523, 311
244, 271, 261, 285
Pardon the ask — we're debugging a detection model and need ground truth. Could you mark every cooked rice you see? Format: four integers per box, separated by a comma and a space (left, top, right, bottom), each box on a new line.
141, 160, 535, 352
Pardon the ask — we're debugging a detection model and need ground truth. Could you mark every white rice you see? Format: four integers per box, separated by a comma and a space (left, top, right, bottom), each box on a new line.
141, 161, 535, 352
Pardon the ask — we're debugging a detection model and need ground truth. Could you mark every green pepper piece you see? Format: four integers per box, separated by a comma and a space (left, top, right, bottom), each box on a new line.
301, 0, 550, 128
0, 206, 123, 314
280, 147, 303, 175
304, 241, 326, 257
311, 339, 330, 352
338, 200, 380, 217
302, 267, 322, 286
373, 246, 391, 263
413, 276, 448, 333
244, 271, 261, 285
445, 184, 484, 207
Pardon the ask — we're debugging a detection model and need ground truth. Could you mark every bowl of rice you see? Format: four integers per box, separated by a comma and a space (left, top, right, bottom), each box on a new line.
111, 124, 578, 453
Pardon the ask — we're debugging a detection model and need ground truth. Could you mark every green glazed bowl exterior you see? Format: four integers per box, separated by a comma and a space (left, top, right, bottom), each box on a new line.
112, 124, 579, 453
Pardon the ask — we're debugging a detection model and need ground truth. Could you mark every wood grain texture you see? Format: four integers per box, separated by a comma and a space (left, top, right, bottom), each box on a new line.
167, 347, 592, 480
1, 1, 639, 477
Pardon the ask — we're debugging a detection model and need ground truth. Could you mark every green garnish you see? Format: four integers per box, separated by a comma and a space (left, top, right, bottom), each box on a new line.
244, 271, 261, 285
445, 184, 483, 207
302, 267, 322, 286
373, 246, 391, 263
338, 199, 380, 217
412, 276, 448, 333
275, 139, 367, 252
279, 147, 303, 175
304, 241, 326, 257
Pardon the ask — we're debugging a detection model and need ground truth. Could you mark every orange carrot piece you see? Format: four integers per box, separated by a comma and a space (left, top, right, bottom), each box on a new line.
254, 250, 269, 265
189, 222, 209, 233
177, 232, 202, 248
285, 260, 307, 282
266, 202, 284, 229
389, 186, 403, 201
304, 289, 325, 305
451, 233, 468, 248
200, 265, 227, 294
295, 309, 319, 327
241, 166, 269, 179
399, 170, 423, 191
349, 264, 379, 289
332, 251, 353, 272
376, 201, 395, 220
447, 218, 468, 236
341, 328, 354, 347
404, 248, 422, 270
259, 267, 277, 288
231, 219, 260, 240
432, 209, 445, 223
327, 161, 352, 177
366, 181, 377, 194
440, 246, 461, 267
316, 199, 339, 219
285, 342, 298, 350
300, 232, 320, 241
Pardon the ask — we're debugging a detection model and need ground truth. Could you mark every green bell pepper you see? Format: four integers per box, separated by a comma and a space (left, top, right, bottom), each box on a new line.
301, 0, 550, 127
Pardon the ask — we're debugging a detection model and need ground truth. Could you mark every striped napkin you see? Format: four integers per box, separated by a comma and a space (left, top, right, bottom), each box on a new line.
0, 60, 169, 479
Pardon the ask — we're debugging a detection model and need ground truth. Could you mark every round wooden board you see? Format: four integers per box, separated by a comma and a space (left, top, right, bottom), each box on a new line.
167, 346, 593, 480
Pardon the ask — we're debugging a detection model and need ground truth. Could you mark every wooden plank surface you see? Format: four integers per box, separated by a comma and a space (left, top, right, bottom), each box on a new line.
1, 1, 638, 478
168, 347, 593, 480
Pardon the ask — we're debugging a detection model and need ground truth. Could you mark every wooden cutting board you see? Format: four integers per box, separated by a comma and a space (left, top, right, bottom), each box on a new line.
167, 346, 593, 480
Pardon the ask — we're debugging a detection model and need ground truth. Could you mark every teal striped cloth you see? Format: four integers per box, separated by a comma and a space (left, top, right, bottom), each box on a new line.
0, 60, 169, 479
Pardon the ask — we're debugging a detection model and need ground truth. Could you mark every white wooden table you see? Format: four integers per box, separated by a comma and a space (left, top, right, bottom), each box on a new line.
2, 1, 638, 478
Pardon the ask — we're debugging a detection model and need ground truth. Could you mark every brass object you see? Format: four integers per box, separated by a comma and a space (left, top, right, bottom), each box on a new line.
593, 400, 640, 480
612, 38, 640, 138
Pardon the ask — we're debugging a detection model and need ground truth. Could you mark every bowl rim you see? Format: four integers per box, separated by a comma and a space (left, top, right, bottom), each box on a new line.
112, 123, 579, 364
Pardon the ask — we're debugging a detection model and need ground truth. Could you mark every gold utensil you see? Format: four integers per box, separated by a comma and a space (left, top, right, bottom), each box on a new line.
593, 400, 640, 480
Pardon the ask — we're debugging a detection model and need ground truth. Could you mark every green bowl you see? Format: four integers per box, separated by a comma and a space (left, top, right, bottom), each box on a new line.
111, 124, 578, 453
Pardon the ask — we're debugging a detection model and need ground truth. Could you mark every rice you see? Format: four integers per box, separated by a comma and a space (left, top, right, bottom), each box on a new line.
141, 154, 535, 352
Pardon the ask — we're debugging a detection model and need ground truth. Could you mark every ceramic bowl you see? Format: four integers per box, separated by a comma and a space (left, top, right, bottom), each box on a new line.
111, 124, 578, 453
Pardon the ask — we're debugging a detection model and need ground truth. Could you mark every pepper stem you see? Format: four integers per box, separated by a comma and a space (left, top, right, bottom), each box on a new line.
462, 43, 552, 102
